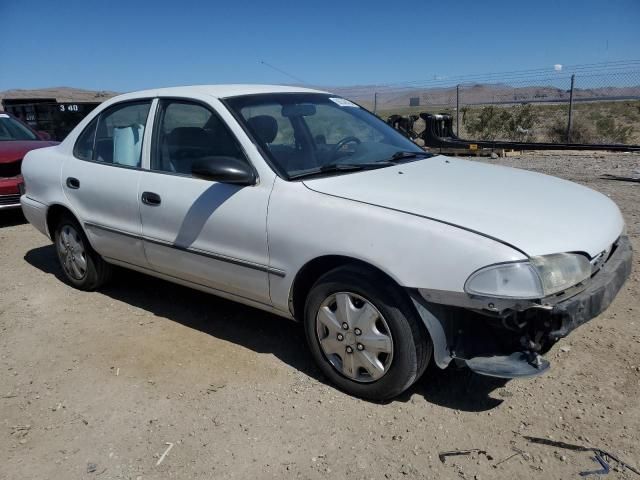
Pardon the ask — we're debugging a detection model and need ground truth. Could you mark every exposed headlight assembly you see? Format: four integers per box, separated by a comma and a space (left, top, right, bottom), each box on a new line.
465, 253, 592, 299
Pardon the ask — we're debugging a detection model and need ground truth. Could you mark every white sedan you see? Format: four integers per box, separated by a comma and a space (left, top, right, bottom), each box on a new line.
21, 85, 632, 400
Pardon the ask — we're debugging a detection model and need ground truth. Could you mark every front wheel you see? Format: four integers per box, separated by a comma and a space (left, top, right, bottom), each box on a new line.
304, 265, 431, 400
54, 215, 112, 291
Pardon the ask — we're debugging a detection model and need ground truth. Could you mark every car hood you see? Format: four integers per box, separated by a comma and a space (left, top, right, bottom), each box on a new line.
303, 155, 624, 258
0, 140, 58, 163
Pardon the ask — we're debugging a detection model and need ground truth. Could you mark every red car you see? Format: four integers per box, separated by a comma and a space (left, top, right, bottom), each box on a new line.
0, 112, 58, 210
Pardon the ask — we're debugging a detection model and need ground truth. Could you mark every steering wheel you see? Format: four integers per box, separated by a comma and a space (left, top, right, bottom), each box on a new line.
329, 136, 361, 160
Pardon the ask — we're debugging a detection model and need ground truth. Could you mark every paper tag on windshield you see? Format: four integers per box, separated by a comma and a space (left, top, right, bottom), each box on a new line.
0, 113, 9, 118
329, 97, 358, 108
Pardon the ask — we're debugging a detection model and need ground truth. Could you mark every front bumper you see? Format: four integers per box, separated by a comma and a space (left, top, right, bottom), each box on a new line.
0, 177, 24, 210
412, 235, 633, 378
0, 193, 22, 210
549, 235, 632, 339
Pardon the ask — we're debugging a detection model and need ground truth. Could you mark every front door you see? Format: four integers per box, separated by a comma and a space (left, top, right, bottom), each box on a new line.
61, 100, 152, 267
138, 99, 273, 304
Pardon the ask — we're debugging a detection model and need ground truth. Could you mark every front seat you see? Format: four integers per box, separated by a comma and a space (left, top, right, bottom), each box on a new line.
165, 127, 211, 173
247, 115, 278, 145
246, 115, 304, 171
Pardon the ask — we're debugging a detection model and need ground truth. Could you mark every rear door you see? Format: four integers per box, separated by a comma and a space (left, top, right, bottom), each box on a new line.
61, 100, 153, 267
138, 99, 273, 304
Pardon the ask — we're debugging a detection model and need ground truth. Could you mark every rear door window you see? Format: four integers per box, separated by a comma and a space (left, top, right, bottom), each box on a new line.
78, 101, 151, 167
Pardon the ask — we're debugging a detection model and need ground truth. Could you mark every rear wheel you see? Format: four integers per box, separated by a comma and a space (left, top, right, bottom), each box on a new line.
304, 265, 431, 400
54, 215, 111, 290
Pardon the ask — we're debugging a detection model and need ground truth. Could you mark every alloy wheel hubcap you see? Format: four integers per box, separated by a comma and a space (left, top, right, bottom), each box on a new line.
57, 225, 87, 280
315, 292, 393, 383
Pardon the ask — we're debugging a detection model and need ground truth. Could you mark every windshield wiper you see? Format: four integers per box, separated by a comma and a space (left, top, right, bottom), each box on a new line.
387, 150, 431, 162
289, 161, 394, 180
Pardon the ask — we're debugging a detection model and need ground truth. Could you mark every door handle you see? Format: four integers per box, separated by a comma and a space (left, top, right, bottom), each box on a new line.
66, 177, 80, 189
141, 191, 161, 206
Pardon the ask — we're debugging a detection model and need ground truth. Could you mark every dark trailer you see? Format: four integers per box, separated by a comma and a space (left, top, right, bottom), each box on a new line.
1, 98, 101, 141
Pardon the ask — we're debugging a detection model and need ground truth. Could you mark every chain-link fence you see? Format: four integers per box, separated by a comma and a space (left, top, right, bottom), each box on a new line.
333, 62, 640, 145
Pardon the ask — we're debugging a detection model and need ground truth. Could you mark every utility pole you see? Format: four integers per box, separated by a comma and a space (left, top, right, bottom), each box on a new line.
456, 85, 460, 137
567, 74, 575, 143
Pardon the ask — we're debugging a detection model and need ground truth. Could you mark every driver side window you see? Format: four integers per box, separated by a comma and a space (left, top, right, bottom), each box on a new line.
152, 100, 245, 175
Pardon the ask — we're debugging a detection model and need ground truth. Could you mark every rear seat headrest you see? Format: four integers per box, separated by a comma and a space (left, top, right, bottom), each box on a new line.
247, 115, 278, 144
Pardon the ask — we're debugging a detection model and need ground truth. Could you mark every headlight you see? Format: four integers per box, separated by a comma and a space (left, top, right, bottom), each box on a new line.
465, 253, 591, 299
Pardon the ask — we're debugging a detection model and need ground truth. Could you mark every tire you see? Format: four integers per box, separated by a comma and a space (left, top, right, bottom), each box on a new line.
304, 264, 432, 400
54, 214, 112, 291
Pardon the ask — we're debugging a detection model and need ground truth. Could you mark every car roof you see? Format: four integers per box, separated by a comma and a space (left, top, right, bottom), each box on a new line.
114, 84, 329, 101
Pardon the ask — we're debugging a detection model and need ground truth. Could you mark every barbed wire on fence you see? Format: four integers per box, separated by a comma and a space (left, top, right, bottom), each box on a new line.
329, 60, 640, 95
327, 61, 640, 145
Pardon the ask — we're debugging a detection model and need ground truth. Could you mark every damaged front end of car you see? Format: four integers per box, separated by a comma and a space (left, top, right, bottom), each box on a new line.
411, 235, 633, 378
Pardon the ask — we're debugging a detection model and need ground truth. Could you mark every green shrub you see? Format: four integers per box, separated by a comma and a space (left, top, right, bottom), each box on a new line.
547, 118, 594, 143
504, 104, 536, 141
463, 106, 505, 141
595, 117, 633, 144
463, 104, 537, 141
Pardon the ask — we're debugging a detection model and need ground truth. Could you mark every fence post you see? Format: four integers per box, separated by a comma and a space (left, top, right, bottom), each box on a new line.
373, 92, 378, 114
567, 74, 575, 143
456, 84, 460, 137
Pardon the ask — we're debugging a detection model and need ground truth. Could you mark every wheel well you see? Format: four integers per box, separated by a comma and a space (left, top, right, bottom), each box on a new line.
46, 204, 76, 238
290, 255, 402, 320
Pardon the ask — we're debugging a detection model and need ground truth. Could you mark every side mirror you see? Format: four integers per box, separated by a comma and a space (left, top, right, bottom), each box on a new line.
38, 130, 52, 141
191, 156, 256, 185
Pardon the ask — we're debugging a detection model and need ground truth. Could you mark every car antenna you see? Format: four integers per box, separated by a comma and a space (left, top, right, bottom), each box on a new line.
259, 60, 309, 85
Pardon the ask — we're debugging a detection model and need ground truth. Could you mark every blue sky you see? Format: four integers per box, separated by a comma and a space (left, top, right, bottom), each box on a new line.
1, 0, 638, 92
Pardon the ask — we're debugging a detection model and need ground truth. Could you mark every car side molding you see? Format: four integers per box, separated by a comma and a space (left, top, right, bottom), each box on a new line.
84, 221, 286, 277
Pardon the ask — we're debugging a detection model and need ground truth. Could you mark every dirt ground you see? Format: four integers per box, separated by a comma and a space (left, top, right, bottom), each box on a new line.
1, 152, 639, 480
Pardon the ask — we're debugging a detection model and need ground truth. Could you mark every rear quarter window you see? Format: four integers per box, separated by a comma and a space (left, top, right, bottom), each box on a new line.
73, 117, 98, 160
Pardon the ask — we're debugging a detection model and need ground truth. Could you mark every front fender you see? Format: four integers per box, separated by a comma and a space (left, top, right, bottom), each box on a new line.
267, 179, 526, 313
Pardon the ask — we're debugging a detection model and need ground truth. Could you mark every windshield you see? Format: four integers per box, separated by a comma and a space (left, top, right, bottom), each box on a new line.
224, 93, 428, 179
0, 114, 38, 141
